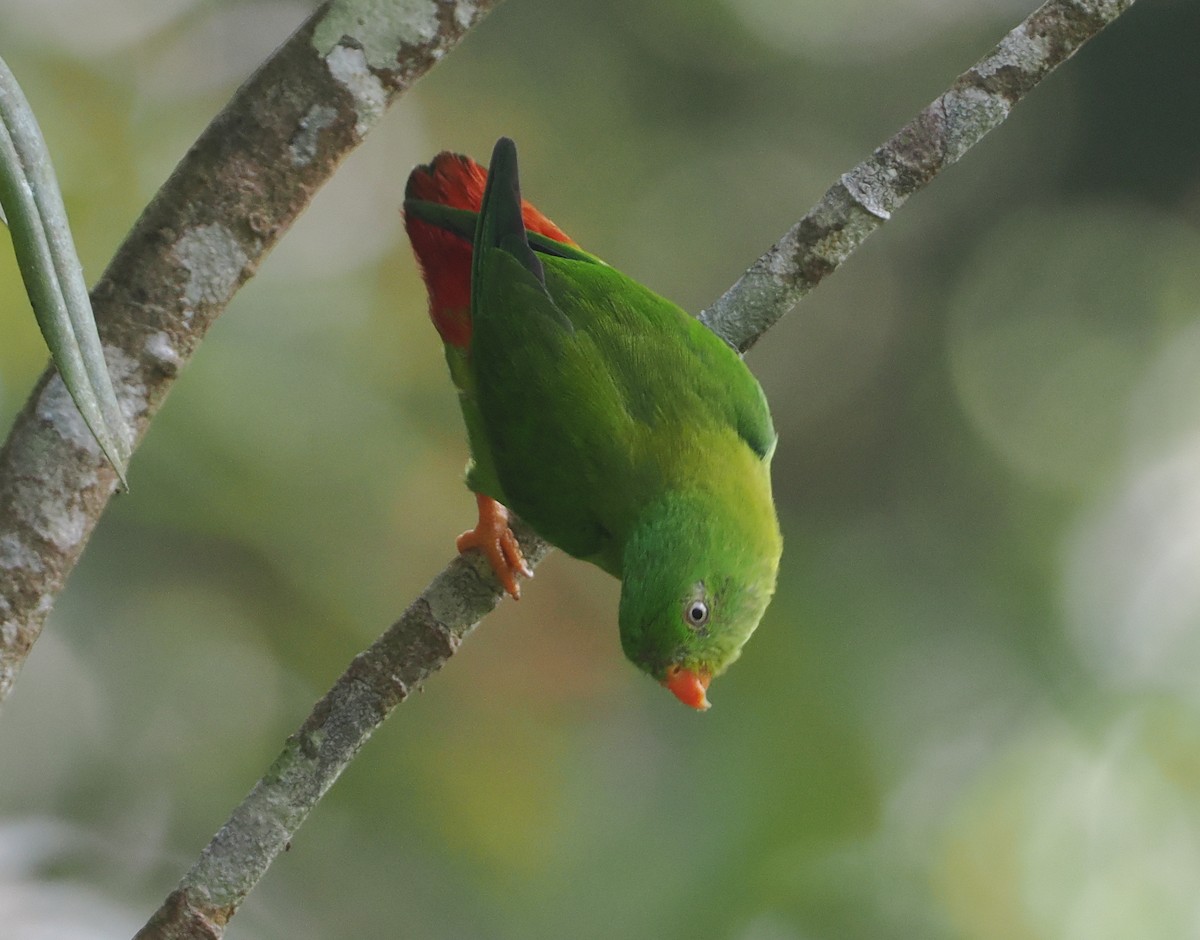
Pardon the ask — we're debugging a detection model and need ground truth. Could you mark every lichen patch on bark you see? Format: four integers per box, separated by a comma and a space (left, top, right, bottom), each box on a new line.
323, 45, 386, 137
172, 223, 251, 318
311, 0, 441, 68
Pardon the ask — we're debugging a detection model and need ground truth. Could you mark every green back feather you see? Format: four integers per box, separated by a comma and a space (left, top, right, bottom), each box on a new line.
403, 198, 600, 265
472, 138, 546, 295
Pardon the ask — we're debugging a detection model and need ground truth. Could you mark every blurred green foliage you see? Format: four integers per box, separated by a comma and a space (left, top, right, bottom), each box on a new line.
2, 0, 1200, 937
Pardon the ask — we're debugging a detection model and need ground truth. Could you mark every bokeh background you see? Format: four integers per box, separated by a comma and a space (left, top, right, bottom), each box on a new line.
3, 0, 1200, 937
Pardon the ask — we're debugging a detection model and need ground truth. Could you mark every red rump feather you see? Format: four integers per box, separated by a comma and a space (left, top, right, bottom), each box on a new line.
404, 152, 575, 349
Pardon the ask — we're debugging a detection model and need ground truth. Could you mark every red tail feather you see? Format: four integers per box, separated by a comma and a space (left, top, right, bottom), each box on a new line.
404, 151, 575, 349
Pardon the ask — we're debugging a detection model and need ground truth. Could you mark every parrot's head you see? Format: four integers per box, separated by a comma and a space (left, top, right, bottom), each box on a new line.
618, 481, 781, 711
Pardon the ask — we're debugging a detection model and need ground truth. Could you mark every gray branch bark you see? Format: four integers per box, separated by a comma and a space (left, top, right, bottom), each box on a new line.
0, 0, 1138, 936
0, 0, 501, 703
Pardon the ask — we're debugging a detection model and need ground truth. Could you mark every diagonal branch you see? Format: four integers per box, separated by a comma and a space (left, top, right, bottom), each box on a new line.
0, 0, 503, 704
131, 0, 1139, 936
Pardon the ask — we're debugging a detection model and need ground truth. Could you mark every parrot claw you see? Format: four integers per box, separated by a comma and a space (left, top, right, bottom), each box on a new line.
457, 494, 532, 600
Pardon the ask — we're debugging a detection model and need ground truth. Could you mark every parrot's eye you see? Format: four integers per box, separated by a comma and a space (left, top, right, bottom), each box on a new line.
684, 600, 710, 630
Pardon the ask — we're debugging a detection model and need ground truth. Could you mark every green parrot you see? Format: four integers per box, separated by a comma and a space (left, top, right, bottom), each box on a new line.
404, 138, 781, 709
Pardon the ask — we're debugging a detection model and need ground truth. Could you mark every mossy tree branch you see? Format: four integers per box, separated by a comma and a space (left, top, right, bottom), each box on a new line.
0, 0, 502, 704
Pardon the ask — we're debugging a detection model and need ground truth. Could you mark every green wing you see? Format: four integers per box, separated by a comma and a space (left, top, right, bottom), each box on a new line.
464, 139, 776, 570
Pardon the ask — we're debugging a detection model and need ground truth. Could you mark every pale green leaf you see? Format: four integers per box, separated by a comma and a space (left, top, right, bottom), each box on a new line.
0, 55, 131, 484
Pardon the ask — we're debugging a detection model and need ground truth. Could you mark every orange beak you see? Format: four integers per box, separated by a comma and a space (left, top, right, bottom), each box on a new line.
663, 665, 712, 711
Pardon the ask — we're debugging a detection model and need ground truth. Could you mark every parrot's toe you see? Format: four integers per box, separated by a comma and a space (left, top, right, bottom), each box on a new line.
457, 494, 531, 600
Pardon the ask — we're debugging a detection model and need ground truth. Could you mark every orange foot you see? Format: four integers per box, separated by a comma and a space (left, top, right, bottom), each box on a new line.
456, 493, 533, 600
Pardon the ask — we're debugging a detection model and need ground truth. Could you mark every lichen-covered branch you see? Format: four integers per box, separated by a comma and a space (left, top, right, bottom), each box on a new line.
699, 0, 1138, 353
132, 1, 1139, 937
0, 0, 502, 704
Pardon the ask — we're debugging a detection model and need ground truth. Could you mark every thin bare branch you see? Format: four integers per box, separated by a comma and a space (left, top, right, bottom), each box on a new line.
700, 0, 1138, 352
0, 0, 502, 704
